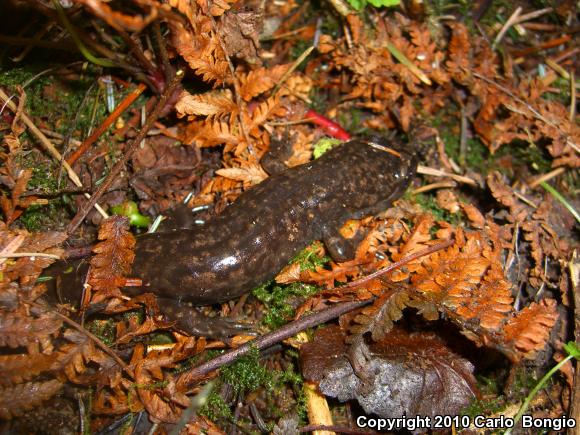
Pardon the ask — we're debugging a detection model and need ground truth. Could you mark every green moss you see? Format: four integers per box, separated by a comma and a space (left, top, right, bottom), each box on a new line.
0, 63, 132, 140
13, 156, 70, 231
253, 281, 320, 329
276, 364, 308, 421
437, 125, 492, 172
252, 244, 325, 328
511, 366, 539, 396
462, 396, 506, 425
290, 242, 330, 271
313, 138, 342, 159
199, 348, 307, 428
424, 0, 472, 22
494, 139, 552, 175
290, 39, 312, 65
462, 368, 539, 427
221, 346, 273, 395
431, 103, 553, 178
0, 67, 51, 117
199, 392, 233, 421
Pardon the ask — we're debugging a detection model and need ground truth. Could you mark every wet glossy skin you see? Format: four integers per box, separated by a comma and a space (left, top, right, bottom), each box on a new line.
128, 139, 417, 305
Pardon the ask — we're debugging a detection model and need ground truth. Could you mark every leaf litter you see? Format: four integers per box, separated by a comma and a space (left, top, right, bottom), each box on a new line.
0, 0, 577, 432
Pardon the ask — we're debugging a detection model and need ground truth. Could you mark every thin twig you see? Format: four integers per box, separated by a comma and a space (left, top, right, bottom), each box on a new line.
529, 167, 566, 188
412, 181, 457, 194
66, 70, 184, 235
386, 41, 432, 86
570, 70, 576, 122
339, 239, 454, 291
31, 301, 130, 374
0, 252, 61, 259
152, 21, 172, 83
493, 7, 522, 49
273, 45, 314, 96
512, 7, 553, 25
67, 83, 146, 165
416, 164, 477, 186
117, 27, 157, 75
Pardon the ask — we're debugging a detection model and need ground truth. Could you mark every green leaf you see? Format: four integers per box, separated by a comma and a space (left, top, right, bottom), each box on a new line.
564, 341, 580, 359
367, 0, 400, 7
345, 0, 365, 10
346, 0, 399, 9
110, 201, 150, 228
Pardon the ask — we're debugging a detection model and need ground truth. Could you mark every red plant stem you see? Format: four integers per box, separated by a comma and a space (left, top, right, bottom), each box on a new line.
510, 35, 572, 58
305, 109, 351, 140
67, 83, 146, 166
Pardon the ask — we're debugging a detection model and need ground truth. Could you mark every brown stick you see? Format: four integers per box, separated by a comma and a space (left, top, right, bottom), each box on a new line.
66, 70, 183, 235
176, 299, 371, 389
67, 83, 146, 165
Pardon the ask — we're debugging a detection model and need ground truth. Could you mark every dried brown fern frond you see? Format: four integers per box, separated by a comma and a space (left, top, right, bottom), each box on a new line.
0, 168, 34, 225
175, 89, 237, 119
187, 117, 241, 149
75, 0, 160, 32
53, 330, 112, 383
502, 299, 558, 360
301, 212, 558, 362
487, 173, 570, 289
170, 18, 229, 86
246, 95, 287, 135
0, 379, 63, 420
0, 311, 61, 353
0, 353, 57, 386
411, 231, 493, 309
349, 286, 411, 341
87, 216, 136, 303
238, 64, 292, 101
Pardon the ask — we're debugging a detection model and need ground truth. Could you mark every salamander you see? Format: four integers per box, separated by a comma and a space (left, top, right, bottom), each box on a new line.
50, 138, 417, 336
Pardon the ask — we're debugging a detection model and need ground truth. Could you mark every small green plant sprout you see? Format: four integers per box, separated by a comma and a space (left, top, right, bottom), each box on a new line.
505, 341, 580, 435
346, 0, 400, 11
539, 181, 580, 225
313, 137, 342, 159
110, 201, 150, 228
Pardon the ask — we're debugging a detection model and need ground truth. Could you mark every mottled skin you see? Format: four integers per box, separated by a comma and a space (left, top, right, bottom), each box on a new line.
128, 139, 417, 305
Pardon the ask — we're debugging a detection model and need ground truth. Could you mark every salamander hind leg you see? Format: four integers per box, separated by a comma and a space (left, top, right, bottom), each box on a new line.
156, 297, 252, 339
